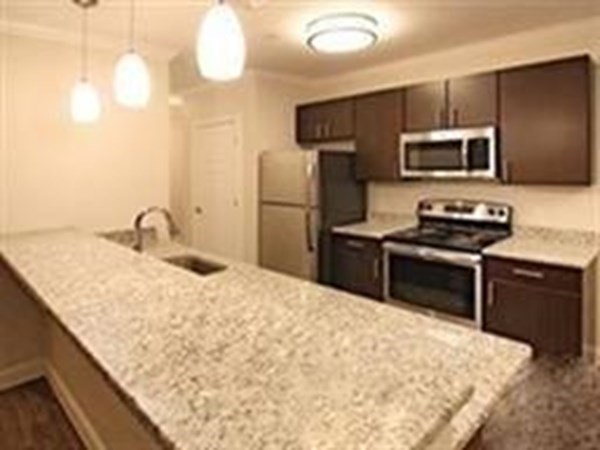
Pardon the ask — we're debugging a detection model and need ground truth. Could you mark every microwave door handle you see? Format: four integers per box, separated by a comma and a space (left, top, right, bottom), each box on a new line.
462, 140, 470, 171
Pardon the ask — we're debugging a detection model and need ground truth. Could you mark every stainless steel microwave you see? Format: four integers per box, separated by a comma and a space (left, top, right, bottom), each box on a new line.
399, 126, 498, 180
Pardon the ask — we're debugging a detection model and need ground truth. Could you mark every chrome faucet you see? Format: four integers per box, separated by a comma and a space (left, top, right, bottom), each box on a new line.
133, 207, 180, 252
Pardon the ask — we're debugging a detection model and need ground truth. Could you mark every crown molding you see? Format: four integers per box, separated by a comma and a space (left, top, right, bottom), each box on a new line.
0, 19, 178, 61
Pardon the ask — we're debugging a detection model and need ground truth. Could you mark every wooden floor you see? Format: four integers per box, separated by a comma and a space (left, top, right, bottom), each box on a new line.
0, 378, 85, 450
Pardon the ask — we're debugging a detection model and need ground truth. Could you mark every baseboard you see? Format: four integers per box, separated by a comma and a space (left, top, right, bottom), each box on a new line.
0, 359, 44, 392
45, 363, 107, 450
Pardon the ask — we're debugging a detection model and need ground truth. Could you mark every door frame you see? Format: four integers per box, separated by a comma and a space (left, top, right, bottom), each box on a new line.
188, 115, 245, 259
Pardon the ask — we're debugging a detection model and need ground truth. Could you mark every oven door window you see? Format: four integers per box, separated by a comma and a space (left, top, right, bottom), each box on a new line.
388, 254, 475, 319
405, 140, 464, 171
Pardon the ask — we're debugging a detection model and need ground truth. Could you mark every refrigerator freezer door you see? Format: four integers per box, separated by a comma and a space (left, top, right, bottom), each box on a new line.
260, 151, 318, 207
259, 203, 318, 280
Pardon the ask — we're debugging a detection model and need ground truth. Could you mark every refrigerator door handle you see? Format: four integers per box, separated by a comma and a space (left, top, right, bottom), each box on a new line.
304, 155, 317, 253
305, 158, 316, 207
305, 209, 315, 253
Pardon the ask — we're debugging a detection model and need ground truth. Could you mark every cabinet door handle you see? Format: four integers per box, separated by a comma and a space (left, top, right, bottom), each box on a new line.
512, 268, 545, 280
452, 108, 459, 127
326, 121, 332, 138
501, 160, 511, 184
315, 123, 322, 139
439, 109, 446, 127
373, 258, 380, 280
487, 281, 495, 308
346, 240, 365, 250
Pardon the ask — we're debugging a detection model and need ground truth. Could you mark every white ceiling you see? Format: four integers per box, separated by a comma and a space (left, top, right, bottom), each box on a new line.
6, 0, 600, 78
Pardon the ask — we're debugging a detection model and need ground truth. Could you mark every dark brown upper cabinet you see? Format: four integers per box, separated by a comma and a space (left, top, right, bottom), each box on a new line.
405, 73, 498, 131
296, 98, 355, 144
355, 89, 404, 181
448, 73, 498, 127
499, 55, 592, 185
404, 81, 447, 131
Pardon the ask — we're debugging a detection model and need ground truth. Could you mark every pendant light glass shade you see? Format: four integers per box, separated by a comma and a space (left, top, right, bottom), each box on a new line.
71, 1, 101, 124
71, 79, 102, 123
196, 1, 246, 81
114, 0, 151, 108
114, 51, 151, 108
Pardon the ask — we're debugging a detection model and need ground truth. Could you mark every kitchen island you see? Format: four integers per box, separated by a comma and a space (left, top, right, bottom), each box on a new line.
0, 230, 531, 450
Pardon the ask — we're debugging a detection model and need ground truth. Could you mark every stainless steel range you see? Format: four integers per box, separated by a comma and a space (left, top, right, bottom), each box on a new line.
383, 199, 512, 327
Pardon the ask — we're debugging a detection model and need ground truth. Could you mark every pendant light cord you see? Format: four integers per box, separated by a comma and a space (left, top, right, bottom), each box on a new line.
129, 0, 135, 51
81, 6, 88, 81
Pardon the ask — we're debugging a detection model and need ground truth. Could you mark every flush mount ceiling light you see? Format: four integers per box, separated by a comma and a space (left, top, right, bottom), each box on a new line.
71, 0, 102, 124
114, 0, 151, 108
306, 13, 379, 54
196, 0, 246, 82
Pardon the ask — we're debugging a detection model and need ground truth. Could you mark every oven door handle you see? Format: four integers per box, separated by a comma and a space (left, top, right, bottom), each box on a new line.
383, 242, 482, 268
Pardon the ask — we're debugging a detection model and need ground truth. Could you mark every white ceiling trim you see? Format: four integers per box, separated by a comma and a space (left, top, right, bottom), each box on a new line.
0, 19, 178, 61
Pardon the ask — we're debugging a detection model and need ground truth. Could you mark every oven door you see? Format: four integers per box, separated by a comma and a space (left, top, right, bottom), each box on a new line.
383, 242, 483, 327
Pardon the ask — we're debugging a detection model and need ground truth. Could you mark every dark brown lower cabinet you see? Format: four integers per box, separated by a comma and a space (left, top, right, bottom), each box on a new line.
331, 235, 382, 300
484, 257, 584, 355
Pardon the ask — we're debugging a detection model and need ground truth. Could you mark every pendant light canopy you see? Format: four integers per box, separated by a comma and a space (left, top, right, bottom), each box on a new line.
196, 0, 246, 82
71, 0, 101, 124
114, 0, 151, 108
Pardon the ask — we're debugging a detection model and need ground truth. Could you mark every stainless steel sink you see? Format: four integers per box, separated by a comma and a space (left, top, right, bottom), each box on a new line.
163, 255, 226, 276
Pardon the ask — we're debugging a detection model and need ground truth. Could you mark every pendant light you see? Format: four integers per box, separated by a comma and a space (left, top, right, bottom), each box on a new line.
306, 13, 379, 54
71, 0, 101, 124
114, 0, 151, 108
196, 0, 246, 82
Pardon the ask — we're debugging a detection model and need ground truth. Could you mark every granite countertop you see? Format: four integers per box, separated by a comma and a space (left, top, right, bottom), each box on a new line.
484, 226, 599, 269
0, 230, 531, 450
332, 213, 416, 240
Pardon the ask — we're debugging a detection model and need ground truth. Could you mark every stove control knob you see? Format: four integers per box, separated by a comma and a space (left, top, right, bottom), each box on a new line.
498, 209, 507, 217
487, 208, 496, 216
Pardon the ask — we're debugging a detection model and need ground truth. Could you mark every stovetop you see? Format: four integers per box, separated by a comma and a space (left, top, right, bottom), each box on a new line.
384, 199, 513, 253
385, 224, 511, 253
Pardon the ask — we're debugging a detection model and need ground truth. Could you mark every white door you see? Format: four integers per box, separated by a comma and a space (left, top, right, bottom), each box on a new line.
190, 118, 244, 261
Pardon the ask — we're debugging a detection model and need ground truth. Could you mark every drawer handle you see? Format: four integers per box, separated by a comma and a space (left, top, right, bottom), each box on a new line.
487, 281, 495, 308
346, 240, 365, 250
512, 268, 545, 280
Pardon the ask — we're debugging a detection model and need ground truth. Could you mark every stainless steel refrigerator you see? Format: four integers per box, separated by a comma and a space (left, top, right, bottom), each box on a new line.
259, 150, 366, 282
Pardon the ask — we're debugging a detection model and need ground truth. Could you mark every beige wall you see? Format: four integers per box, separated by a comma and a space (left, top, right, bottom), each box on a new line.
169, 65, 310, 263
304, 16, 600, 232
1, 33, 171, 234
